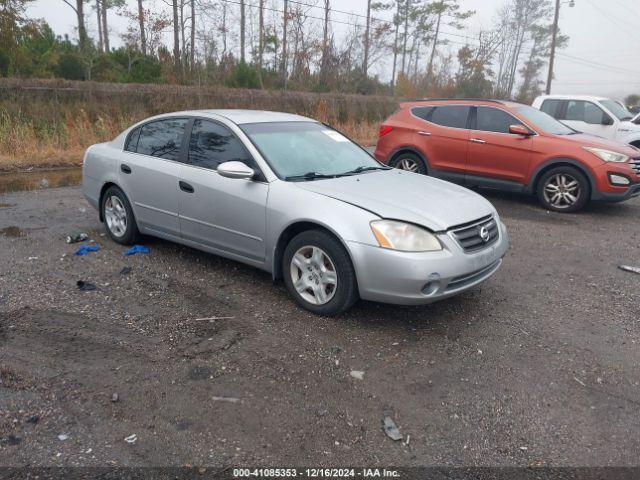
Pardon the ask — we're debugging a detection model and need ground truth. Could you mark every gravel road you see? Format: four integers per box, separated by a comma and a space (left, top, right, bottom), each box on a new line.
0, 185, 639, 467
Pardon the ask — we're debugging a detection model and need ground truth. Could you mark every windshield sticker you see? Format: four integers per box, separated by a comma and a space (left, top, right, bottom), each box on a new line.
322, 130, 349, 142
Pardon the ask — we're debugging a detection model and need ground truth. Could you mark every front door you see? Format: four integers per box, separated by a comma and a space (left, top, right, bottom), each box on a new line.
178, 119, 268, 263
466, 106, 533, 186
560, 100, 614, 139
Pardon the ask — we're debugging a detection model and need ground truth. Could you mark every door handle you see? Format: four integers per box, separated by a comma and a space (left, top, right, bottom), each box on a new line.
179, 181, 194, 193
120, 164, 132, 174
418, 131, 432, 136
470, 138, 486, 144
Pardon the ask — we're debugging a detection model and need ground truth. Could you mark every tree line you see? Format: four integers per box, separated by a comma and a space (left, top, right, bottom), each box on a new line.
0, 0, 566, 102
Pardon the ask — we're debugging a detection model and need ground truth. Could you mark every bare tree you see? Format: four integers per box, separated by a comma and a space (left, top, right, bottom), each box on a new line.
363, 0, 371, 77
391, 1, 401, 90
190, 0, 195, 69
240, 0, 245, 62
258, 0, 264, 87
61, 0, 89, 49
426, 0, 473, 84
280, 0, 288, 85
172, 0, 180, 76
95, 0, 103, 52
320, 0, 330, 85
138, 0, 146, 54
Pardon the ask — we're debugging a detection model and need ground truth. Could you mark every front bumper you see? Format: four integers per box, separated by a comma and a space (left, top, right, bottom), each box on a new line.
592, 182, 640, 203
348, 220, 509, 305
590, 162, 640, 202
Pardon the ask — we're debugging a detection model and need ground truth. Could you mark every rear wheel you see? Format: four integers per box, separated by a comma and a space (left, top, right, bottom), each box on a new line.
390, 152, 427, 175
283, 230, 358, 316
536, 166, 590, 213
101, 186, 140, 244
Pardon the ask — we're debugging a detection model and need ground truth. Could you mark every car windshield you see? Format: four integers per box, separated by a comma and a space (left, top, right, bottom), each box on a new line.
601, 100, 634, 121
240, 122, 386, 180
515, 105, 575, 135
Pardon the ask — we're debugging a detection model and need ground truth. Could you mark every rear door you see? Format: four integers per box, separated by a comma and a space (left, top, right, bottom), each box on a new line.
465, 106, 533, 185
118, 117, 189, 239
178, 119, 268, 263
413, 105, 471, 175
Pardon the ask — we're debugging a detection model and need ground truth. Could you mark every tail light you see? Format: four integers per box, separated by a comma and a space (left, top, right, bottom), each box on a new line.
379, 125, 393, 138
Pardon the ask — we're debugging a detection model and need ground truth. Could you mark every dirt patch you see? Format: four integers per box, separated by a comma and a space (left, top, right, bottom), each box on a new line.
0, 226, 25, 238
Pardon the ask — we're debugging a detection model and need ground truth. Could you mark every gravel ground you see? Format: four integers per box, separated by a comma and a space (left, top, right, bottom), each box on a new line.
0, 185, 639, 468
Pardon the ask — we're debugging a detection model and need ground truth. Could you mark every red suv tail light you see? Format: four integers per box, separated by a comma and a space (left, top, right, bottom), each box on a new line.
379, 125, 393, 138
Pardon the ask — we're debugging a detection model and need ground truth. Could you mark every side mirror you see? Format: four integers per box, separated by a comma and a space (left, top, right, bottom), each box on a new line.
509, 124, 532, 136
217, 161, 255, 180
602, 115, 614, 126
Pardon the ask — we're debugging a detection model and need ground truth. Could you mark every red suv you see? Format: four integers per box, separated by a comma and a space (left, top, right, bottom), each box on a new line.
374, 99, 640, 212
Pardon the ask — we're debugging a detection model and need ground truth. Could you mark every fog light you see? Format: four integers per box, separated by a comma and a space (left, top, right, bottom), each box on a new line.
609, 173, 630, 186
421, 273, 441, 296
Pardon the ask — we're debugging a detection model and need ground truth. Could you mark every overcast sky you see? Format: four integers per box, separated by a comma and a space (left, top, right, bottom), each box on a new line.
25, 0, 640, 100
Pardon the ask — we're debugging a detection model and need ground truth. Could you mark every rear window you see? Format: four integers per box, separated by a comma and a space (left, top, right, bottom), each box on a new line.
136, 118, 189, 161
430, 106, 470, 129
411, 106, 435, 121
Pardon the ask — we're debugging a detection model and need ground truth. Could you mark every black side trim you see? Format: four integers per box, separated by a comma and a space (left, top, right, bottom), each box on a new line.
428, 168, 525, 192
464, 173, 526, 192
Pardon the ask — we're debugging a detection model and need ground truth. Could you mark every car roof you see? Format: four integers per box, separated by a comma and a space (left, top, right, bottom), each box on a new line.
535, 94, 610, 102
399, 98, 526, 109
152, 109, 315, 125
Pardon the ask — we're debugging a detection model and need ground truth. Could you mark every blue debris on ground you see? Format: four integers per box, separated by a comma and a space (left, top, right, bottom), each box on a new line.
123, 245, 150, 256
74, 245, 100, 256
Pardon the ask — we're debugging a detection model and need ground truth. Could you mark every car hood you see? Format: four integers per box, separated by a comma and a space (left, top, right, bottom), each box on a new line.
294, 170, 496, 231
556, 133, 638, 156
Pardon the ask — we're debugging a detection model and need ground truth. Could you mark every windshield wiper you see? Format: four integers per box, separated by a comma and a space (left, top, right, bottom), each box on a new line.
284, 171, 337, 181
336, 165, 391, 176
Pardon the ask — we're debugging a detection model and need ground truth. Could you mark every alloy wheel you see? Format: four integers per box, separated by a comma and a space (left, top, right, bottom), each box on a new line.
289, 245, 338, 305
396, 158, 419, 172
543, 173, 581, 209
104, 195, 128, 237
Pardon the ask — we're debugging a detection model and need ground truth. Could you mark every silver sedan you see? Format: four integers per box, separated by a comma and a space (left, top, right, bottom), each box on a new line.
82, 110, 509, 315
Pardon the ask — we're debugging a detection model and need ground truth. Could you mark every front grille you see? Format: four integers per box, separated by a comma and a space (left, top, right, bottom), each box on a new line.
631, 157, 640, 176
449, 214, 499, 252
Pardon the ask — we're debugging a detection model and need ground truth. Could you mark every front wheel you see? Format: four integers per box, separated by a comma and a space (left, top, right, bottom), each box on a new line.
536, 166, 590, 213
283, 230, 359, 316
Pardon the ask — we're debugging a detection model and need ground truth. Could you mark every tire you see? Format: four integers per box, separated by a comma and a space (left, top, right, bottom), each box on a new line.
390, 152, 427, 175
283, 230, 359, 316
536, 166, 590, 213
101, 186, 140, 245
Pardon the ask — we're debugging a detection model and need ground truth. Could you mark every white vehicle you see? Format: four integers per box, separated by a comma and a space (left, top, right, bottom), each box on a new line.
532, 95, 640, 147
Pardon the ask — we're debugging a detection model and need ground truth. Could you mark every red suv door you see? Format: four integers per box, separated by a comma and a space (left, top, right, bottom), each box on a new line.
414, 105, 471, 174
466, 106, 533, 185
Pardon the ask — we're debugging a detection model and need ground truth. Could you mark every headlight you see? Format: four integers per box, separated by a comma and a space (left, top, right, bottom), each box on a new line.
584, 147, 630, 163
370, 220, 442, 252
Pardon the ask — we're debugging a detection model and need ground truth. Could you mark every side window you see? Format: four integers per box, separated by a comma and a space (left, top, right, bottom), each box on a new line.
565, 101, 606, 125
584, 103, 607, 124
411, 106, 435, 121
188, 120, 253, 170
125, 127, 141, 152
476, 107, 524, 134
430, 106, 470, 129
540, 99, 561, 118
136, 119, 188, 161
